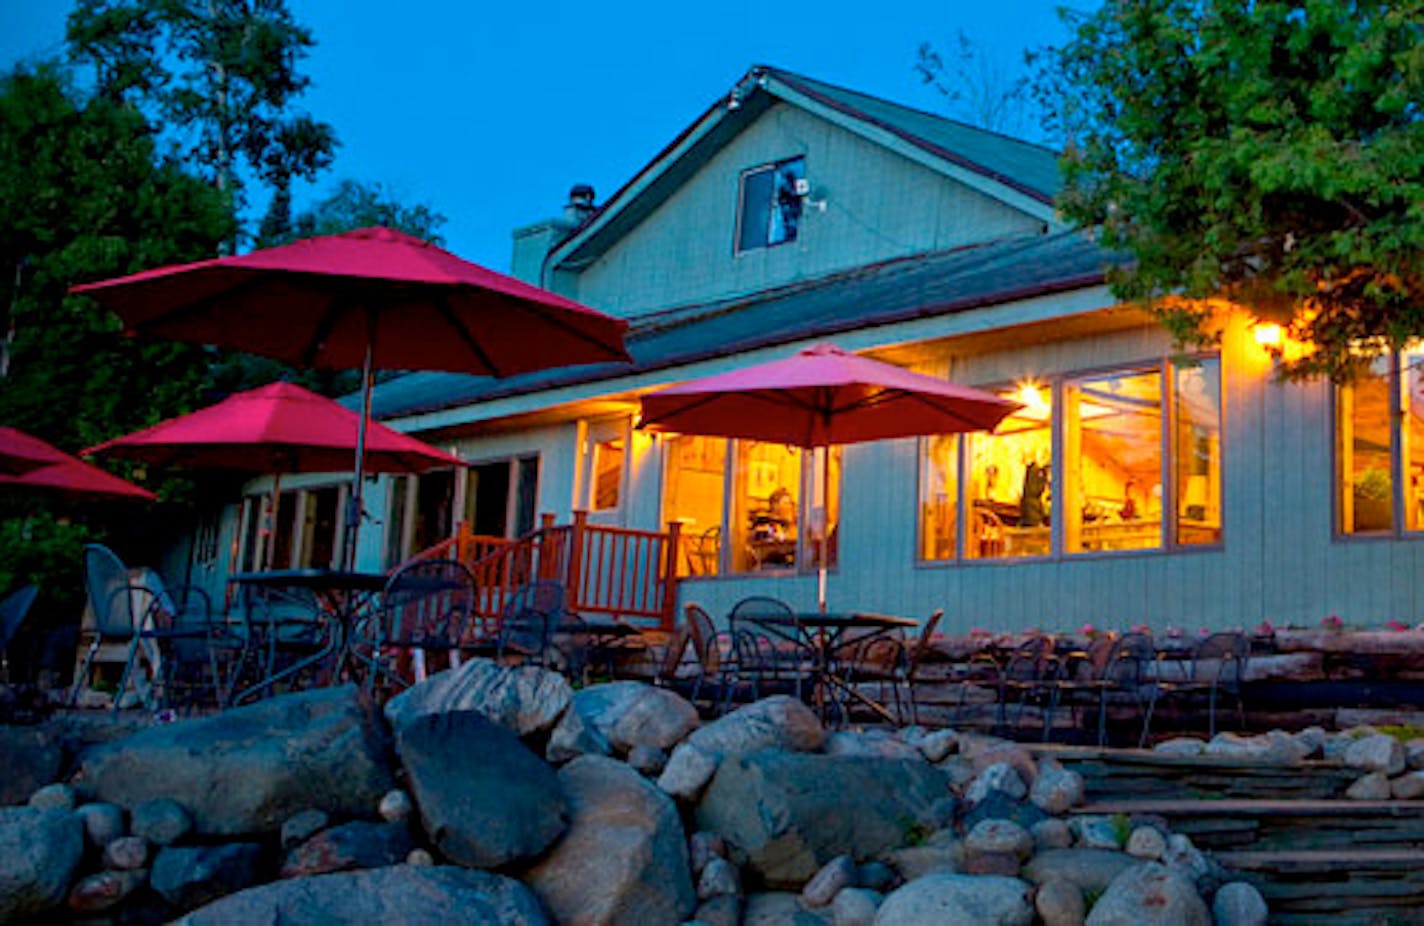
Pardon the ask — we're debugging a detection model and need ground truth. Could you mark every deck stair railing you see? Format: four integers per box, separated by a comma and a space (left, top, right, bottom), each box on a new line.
407, 511, 681, 630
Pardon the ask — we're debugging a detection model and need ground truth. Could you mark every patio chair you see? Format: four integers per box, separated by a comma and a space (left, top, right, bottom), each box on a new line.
497, 579, 577, 671
996, 634, 1060, 740
842, 609, 943, 725
0, 585, 38, 682
727, 595, 810, 702
352, 559, 475, 697
1140, 631, 1248, 743
228, 583, 337, 706
685, 527, 721, 576
1048, 633, 1156, 746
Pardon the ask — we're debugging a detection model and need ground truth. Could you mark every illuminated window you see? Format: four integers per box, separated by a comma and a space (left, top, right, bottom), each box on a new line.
1336, 351, 1418, 535
1175, 358, 1222, 545
966, 384, 1052, 560
663, 435, 727, 576
590, 438, 625, 511
920, 435, 960, 560
1064, 369, 1163, 553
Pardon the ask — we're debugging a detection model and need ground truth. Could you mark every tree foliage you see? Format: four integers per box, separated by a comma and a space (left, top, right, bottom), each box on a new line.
915, 32, 1044, 142
67, 0, 337, 241
1039, 0, 1424, 381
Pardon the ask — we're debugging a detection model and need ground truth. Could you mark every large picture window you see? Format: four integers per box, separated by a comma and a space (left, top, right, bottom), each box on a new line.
918, 356, 1222, 561
663, 435, 727, 577
1336, 350, 1424, 535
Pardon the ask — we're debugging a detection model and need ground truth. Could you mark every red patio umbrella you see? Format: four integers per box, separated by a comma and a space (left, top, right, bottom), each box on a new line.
0, 427, 155, 500
0, 427, 54, 476
639, 342, 1020, 610
72, 226, 630, 567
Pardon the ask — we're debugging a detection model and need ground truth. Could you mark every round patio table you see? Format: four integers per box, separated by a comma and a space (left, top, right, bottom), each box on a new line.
742, 611, 918, 723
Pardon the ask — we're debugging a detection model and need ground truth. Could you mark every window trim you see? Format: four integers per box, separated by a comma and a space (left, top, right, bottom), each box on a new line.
1332, 349, 1423, 541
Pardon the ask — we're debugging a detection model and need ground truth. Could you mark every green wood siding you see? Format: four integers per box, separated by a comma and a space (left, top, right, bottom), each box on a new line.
572, 103, 1045, 317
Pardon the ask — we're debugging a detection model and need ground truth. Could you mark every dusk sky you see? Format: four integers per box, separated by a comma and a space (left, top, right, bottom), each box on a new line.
2, 1, 1078, 273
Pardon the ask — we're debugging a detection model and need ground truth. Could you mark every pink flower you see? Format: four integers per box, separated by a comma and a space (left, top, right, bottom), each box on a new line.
1130, 623, 1151, 634
1080, 623, 1097, 637
1321, 614, 1343, 631
1387, 619, 1409, 632
1166, 626, 1183, 638
1255, 619, 1275, 635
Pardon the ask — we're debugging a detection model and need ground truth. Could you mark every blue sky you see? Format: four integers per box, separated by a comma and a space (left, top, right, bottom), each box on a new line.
2, 1, 1077, 273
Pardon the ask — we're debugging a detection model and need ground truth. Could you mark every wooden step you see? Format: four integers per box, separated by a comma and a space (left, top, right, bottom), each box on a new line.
1214, 849, 1424, 922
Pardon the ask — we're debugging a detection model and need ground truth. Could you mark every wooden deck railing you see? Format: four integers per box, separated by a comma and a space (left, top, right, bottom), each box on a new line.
409, 512, 682, 630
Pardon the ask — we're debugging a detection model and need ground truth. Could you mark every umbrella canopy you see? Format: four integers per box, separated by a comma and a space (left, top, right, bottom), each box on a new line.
72, 225, 630, 569
639, 342, 1019, 611
0, 428, 55, 476
639, 342, 1019, 447
70, 226, 630, 375
83, 381, 465, 475
0, 427, 155, 500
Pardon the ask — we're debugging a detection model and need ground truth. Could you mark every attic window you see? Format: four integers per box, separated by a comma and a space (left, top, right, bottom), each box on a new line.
735, 157, 805, 253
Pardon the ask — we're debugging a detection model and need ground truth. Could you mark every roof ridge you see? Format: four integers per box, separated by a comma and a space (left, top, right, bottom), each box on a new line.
758, 64, 1061, 158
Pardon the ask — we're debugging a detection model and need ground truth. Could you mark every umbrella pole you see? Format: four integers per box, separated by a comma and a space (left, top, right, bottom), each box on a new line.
344, 320, 375, 572
818, 446, 829, 614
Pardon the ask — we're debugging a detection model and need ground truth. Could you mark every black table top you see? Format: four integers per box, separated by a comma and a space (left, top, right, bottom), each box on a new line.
751, 612, 919, 631
228, 568, 388, 593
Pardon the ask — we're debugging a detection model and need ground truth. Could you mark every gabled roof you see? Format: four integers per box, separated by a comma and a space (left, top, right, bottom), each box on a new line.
547, 64, 1063, 273
368, 230, 1114, 422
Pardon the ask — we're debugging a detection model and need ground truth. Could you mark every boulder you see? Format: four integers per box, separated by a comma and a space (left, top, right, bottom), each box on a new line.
1391, 770, 1424, 799
882, 838, 964, 881
1035, 878, 1086, 926
697, 751, 950, 887
690, 830, 726, 874
67, 869, 147, 913
627, 745, 668, 776
1211, 881, 1268, 926
742, 891, 834, 924
1152, 737, 1204, 756
1161, 834, 1216, 890
874, 873, 1033, 926
28, 782, 75, 810
824, 730, 922, 760
80, 686, 394, 835
384, 658, 572, 737
802, 855, 857, 907
152, 842, 264, 910
658, 696, 825, 801
1070, 815, 1125, 850
961, 790, 1048, 831
1031, 819, 1073, 851
964, 819, 1033, 861
0, 807, 85, 922
1344, 733, 1406, 776
695, 893, 743, 926
698, 856, 742, 900
132, 797, 194, 844
856, 860, 897, 892
1084, 862, 1209, 925
378, 789, 413, 823
572, 681, 700, 753
76, 801, 126, 849
1030, 761, 1085, 814
394, 709, 566, 869
545, 701, 612, 763
917, 729, 959, 763
1346, 771, 1392, 800
832, 887, 882, 926
174, 864, 548, 925
1022, 849, 1136, 894
104, 834, 149, 870
1125, 826, 1167, 861
524, 755, 695, 925
280, 821, 414, 877
281, 808, 330, 849
0, 726, 63, 806
1405, 737, 1424, 770
964, 762, 1027, 804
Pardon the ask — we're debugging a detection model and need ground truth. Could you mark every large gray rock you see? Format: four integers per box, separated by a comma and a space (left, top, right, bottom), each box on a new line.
152, 842, 264, 911
395, 709, 566, 869
697, 751, 950, 887
1035, 878, 1086, 926
742, 891, 834, 924
1022, 849, 1137, 893
384, 658, 572, 736
174, 864, 548, 925
1212, 881, 1268, 926
1085, 863, 1209, 926
0, 727, 63, 805
824, 730, 922, 760
1344, 733, 1406, 776
67, 868, 147, 913
280, 821, 414, 877
658, 696, 825, 801
545, 700, 612, 763
1029, 760, 1085, 814
75, 801, 126, 849
524, 755, 695, 925
80, 686, 394, 835
874, 873, 1033, 926
0, 807, 85, 921
572, 681, 700, 754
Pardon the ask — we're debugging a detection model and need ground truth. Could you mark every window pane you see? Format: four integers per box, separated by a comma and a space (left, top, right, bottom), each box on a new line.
967, 384, 1052, 559
514, 456, 539, 537
1338, 355, 1393, 533
1175, 358, 1222, 545
271, 489, 298, 568
414, 471, 455, 550
241, 495, 263, 572
303, 486, 340, 568
664, 435, 727, 577
1065, 369, 1163, 553
805, 446, 840, 570
920, 434, 959, 560
1406, 349, 1424, 532
385, 476, 410, 569
769, 158, 804, 246
591, 438, 624, 511
737, 167, 774, 251
731, 441, 802, 573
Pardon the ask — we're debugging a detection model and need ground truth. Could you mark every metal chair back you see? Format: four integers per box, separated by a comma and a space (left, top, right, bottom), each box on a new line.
498, 579, 567, 664
0, 585, 37, 653
684, 603, 723, 677
380, 559, 476, 647
83, 543, 138, 640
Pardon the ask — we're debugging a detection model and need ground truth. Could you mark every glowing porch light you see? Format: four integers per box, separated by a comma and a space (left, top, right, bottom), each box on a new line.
1014, 381, 1050, 417
1253, 323, 1284, 350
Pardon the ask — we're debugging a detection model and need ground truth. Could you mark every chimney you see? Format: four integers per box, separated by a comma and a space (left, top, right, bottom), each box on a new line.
509, 184, 598, 287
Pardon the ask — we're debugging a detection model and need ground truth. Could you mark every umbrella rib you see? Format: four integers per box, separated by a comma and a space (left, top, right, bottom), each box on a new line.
117, 272, 274, 334
433, 294, 499, 375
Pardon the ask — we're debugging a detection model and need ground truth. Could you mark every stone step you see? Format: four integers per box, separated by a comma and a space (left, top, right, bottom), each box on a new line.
1072, 798, 1424, 852
1034, 745, 1361, 801
1214, 848, 1424, 923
